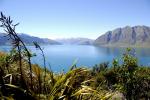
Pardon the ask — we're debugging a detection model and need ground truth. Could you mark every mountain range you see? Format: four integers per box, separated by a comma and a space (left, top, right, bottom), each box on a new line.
0, 33, 61, 45
0, 25, 150, 47
56, 38, 93, 45
94, 25, 150, 47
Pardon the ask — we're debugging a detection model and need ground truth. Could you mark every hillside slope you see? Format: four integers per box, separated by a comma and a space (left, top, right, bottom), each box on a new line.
94, 26, 150, 47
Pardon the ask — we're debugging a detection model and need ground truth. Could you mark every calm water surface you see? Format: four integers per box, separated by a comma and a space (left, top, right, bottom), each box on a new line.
0, 45, 150, 72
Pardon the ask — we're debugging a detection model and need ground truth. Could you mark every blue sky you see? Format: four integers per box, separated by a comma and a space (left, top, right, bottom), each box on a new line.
0, 0, 150, 39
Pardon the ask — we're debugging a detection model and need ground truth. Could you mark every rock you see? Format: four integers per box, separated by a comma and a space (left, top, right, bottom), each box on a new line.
109, 91, 126, 100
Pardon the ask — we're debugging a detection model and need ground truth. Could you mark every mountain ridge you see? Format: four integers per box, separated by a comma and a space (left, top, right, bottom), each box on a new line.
1, 25, 150, 47
56, 38, 94, 45
94, 25, 150, 47
0, 33, 61, 45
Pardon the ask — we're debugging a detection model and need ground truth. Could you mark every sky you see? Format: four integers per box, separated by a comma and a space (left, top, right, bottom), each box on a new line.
0, 0, 150, 39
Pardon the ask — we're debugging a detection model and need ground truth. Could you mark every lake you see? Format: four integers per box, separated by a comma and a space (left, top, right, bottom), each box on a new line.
0, 45, 150, 72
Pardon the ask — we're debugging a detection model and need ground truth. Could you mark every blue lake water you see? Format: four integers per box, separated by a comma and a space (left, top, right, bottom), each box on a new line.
0, 45, 150, 72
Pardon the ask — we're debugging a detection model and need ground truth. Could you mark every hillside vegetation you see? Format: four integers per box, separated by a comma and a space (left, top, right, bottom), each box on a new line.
0, 13, 150, 100
0, 46, 150, 100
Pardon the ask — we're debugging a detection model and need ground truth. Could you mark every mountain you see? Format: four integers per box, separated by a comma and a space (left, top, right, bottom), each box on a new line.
56, 38, 94, 45
94, 25, 150, 47
0, 33, 61, 45
19, 33, 61, 45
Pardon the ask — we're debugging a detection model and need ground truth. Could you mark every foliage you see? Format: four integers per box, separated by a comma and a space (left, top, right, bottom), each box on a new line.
91, 48, 150, 100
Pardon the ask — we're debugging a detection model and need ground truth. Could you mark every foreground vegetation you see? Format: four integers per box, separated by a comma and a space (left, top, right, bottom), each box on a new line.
0, 48, 150, 100
0, 12, 150, 100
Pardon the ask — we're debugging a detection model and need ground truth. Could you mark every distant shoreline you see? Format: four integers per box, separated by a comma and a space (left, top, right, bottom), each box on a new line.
93, 44, 150, 48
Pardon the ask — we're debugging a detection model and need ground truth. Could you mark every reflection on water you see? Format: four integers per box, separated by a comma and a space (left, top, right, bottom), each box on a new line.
0, 45, 150, 71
